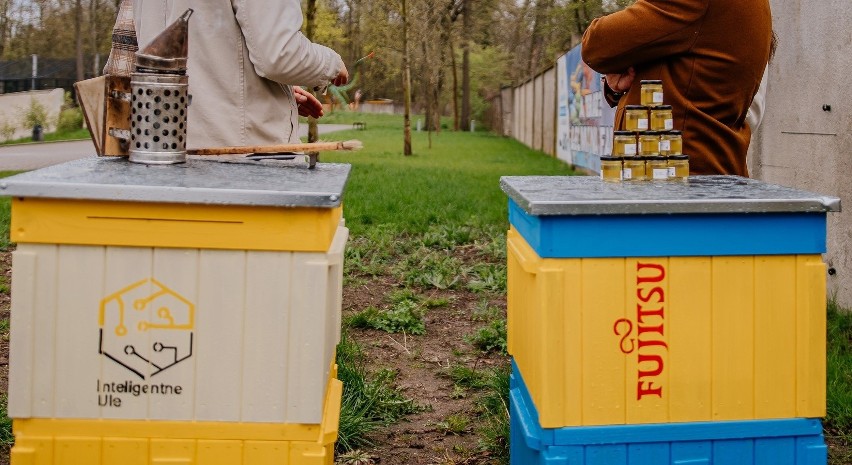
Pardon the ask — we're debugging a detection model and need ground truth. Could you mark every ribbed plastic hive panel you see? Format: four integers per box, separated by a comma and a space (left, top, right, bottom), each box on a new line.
511, 362, 828, 465
2, 158, 351, 464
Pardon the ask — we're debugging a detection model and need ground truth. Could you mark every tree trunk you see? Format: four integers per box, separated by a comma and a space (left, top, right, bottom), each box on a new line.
90, 0, 100, 77
75, 0, 84, 81
305, 0, 319, 144
0, 0, 10, 59
402, 0, 412, 155
450, 40, 459, 131
460, 0, 471, 131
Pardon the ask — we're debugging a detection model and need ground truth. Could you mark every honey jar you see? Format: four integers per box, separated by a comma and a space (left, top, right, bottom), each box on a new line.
640, 80, 664, 107
600, 156, 623, 182
646, 155, 669, 180
624, 105, 649, 131
660, 130, 683, 155
668, 154, 689, 180
638, 131, 661, 156
650, 105, 674, 131
613, 131, 637, 157
623, 157, 647, 181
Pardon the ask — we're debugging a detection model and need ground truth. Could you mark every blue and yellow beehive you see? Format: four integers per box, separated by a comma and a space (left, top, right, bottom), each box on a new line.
3, 158, 351, 465
501, 175, 840, 431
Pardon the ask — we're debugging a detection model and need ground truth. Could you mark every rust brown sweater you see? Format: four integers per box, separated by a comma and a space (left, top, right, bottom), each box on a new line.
582, 0, 772, 176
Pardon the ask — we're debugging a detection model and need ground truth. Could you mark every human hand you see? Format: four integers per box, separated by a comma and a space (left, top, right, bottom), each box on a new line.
605, 67, 635, 93
294, 86, 324, 118
333, 59, 349, 87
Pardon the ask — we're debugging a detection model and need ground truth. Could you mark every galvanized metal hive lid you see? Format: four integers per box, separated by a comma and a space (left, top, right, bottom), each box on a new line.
500, 175, 842, 216
0, 158, 351, 208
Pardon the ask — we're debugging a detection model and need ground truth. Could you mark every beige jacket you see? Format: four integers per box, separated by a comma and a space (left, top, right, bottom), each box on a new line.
133, 0, 342, 147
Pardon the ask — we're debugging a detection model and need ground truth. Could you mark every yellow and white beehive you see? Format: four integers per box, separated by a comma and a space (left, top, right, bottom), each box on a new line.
2, 158, 351, 464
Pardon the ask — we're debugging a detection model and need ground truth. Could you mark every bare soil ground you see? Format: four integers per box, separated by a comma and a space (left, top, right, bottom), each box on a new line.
342, 276, 508, 465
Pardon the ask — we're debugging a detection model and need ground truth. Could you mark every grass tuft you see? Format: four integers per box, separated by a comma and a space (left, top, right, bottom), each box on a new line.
826, 296, 852, 433
476, 367, 510, 464
336, 331, 419, 454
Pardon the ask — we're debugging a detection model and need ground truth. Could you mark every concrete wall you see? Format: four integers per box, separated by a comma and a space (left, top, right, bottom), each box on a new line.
501, 87, 514, 138
491, 72, 556, 155
533, 75, 543, 151
0, 89, 64, 141
750, 0, 852, 307
542, 68, 556, 156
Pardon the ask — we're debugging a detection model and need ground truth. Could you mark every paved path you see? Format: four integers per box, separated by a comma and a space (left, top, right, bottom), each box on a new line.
0, 124, 352, 171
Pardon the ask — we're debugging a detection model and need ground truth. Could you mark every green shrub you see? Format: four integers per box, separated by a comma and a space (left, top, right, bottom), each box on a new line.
0, 121, 16, 142
57, 107, 84, 132
20, 98, 50, 129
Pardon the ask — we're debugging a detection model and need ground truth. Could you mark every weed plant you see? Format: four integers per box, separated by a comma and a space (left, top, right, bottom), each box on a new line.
348, 301, 426, 335
466, 319, 508, 355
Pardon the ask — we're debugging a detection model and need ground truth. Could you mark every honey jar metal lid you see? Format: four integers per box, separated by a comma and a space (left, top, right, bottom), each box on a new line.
640, 79, 663, 84
600, 156, 621, 161
625, 104, 648, 110
651, 104, 673, 110
664, 130, 683, 135
613, 130, 635, 136
670, 154, 689, 160
640, 130, 662, 136
646, 155, 666, 160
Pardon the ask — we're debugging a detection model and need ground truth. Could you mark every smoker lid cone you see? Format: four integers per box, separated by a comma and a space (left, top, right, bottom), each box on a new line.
135, 9, 193, 73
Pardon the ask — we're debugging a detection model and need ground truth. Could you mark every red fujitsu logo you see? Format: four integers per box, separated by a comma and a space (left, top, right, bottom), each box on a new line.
613, 262, 668, 400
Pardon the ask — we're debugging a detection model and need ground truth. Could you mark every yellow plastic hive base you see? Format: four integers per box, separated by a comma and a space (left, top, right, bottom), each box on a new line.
507, 228, 827, 428
11, 372, 342, 465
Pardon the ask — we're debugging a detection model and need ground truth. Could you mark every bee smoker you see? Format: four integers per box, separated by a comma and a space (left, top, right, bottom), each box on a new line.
129, 9, 193, 164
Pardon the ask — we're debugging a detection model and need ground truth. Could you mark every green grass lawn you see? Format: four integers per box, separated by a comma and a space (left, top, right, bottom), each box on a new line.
315, 112, 573, 236
1, 127, 90, 146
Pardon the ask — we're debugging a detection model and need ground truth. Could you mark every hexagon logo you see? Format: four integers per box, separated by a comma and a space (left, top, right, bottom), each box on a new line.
99, 278, 195, 379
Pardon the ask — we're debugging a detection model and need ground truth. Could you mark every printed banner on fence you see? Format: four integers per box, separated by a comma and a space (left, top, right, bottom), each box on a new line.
556, 45, 615, 173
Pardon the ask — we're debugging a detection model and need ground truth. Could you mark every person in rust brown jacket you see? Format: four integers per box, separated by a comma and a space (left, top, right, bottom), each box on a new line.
581, 0, 772, 176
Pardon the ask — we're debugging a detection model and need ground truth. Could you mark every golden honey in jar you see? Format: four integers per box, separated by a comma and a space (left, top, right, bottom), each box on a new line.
646, 155, 669, 180
624, 105, 649, 131
668, 154, 689, 180
638, 131, 661, 156
613, 131, 637, 157
640, 79, 664, 106
623, 156, 647, 181
660, 130, 683, 155
600, 156, 623, 182
650, 105, 674, 131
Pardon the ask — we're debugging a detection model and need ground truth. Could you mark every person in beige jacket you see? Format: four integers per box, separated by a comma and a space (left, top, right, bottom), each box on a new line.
128, 0, 348, 148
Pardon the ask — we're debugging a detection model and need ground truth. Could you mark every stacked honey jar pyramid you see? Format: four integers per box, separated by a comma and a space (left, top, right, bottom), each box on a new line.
600, 80, 690, 182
